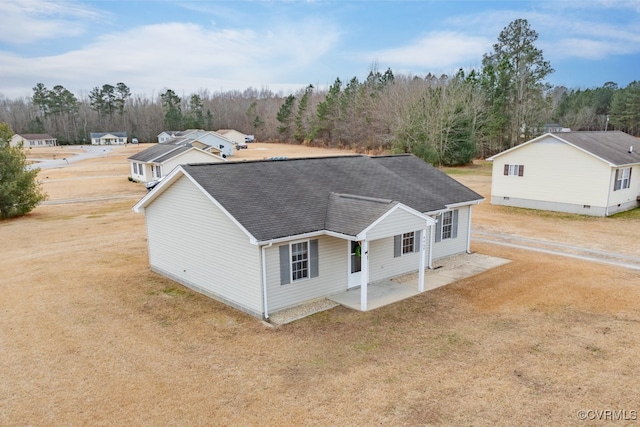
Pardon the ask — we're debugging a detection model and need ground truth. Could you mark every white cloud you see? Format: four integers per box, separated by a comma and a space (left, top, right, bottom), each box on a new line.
0, 0, 104, 44
0, 19, 341, 98
364, 31, 490, 70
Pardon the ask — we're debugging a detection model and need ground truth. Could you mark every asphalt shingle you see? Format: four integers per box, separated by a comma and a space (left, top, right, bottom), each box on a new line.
552, 131, 640, 166
181, 154, 483, 242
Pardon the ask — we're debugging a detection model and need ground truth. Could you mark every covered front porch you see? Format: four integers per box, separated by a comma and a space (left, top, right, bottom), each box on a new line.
330, 252, 511, 311
267, 253, 510, 325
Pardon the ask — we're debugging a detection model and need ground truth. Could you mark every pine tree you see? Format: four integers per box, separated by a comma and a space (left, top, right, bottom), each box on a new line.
0, 123, 47, 219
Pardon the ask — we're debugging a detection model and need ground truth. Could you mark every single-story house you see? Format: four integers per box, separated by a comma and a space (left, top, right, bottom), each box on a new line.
157, 129, 200, 143
216, 129, 250, 145
133, 154, 484, 319
157, 130, 235, 157
128, 144, 225, 183
10, 133, 57, 148
488, 131, 640, 216
90, 132, 127, 145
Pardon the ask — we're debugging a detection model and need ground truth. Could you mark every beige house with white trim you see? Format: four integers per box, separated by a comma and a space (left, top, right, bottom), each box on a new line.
488, 131, 640, 216
10, 133, 57, 148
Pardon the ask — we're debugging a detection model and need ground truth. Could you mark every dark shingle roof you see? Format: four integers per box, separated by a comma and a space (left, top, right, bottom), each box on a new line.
181, 154, 483, 241
552, 131, 640, 166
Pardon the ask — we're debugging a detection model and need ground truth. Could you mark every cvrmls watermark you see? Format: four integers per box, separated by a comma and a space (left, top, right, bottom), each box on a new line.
577, 410, 637, 421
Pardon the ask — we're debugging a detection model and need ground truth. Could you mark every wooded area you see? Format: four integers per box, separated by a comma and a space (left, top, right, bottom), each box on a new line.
1, 19, 638, 166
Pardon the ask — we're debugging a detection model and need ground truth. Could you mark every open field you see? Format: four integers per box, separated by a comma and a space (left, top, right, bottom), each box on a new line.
2, 144, 640, 426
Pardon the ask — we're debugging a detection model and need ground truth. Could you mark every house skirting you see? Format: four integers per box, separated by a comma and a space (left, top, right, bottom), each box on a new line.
491, 196, 609, 216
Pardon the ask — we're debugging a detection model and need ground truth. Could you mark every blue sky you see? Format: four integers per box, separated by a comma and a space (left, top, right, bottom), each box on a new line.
0, 0, 639, 99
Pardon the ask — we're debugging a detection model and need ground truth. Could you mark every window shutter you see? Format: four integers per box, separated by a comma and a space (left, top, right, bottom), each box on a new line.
504, 164, 509, 175
414, 230, 421, 253
394, 235, 401, 257
309, 239, 319, 278
279, 245, 290, 285
452, 210, 459, 239
518, 165, 524, 176
435, 214, 442, 243
614, 169, 620, 191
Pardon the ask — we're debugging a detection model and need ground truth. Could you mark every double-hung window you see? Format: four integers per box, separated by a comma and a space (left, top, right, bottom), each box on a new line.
504, 164, 524, 176
279, 240, 319, 285
394, 231, 422, 257
435, 210, 458, 242
290, 241, 309, 281
614, 167, 632, 191
402, 232, 415, 254
441, 211, 453, 240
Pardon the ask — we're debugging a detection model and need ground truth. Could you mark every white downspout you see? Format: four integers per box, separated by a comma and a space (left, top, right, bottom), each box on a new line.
261, 242, 273, 320
605, 167, 615, 216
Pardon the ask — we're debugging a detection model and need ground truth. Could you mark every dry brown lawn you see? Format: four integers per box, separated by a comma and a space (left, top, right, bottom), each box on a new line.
2, 144, 640, 426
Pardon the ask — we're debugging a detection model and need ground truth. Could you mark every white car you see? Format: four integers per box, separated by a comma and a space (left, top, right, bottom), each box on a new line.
146, 177, 164, 190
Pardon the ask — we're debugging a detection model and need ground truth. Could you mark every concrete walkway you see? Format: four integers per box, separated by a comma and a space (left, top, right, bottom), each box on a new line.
329, 253, 510, 311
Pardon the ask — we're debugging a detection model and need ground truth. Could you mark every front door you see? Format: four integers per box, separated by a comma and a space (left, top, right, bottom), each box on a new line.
348, 241, 362, 288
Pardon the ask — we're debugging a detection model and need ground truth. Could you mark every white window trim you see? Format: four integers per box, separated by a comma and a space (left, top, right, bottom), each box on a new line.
507, 164, 521, 176
441, 211, 453, 240
401, 232, 415, 254
290, 239, 310, 283
615, 167, 631, 190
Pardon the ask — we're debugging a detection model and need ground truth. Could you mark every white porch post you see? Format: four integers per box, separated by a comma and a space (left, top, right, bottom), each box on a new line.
418, 227, 427, 292
360, 239, 369, 311
466, 206, 473, 254
428, 222, 434, 269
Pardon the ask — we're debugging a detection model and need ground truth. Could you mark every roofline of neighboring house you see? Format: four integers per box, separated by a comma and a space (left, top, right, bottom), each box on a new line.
151, 146, 225, 164
487, 132, 640, 167
486, 133, 554, 161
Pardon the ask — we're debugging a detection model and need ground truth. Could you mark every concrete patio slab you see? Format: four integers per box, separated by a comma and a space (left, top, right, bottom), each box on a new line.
329, 253, 510, 311
268, 253, 510, 324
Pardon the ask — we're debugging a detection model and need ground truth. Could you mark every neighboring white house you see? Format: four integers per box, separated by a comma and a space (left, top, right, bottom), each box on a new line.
216, 129, 250, 145
156, 130, 235, 157
128, 144, 225, 183
157, 129, 200, 143
10, 133, 57, 148
133, 154, 484, 319
90, 132, 127, 145
488, 131, 640, 216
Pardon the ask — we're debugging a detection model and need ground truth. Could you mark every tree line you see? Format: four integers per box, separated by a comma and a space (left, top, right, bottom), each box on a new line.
1, 19, 638, 166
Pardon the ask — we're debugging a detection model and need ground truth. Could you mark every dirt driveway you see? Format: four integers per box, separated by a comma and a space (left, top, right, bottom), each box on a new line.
1, 144, 639, 426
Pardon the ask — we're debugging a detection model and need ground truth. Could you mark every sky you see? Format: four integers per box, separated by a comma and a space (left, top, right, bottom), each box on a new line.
0, 0, 639, 100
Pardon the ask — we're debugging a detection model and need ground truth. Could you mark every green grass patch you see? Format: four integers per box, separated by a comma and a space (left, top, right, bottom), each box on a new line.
162, 286, 188, 297
610, 207, 640, 219
441, 160, 493, 176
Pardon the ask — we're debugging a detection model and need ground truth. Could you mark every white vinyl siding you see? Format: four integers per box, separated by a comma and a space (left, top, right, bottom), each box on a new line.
145, 176, 262, 314
433, 206, 470, 260
366, 207, 428, 241
368, 235, 426, 283
265, 235, 346, 312
491, 137, 611, 207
